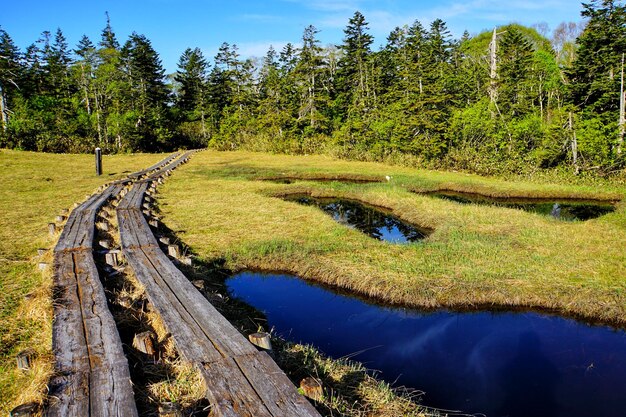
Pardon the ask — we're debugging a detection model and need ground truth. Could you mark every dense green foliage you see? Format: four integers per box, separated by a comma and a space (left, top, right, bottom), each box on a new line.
1, 1, 625, 174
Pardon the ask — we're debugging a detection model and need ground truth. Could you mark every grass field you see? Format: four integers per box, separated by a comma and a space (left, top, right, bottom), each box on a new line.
1, 148, 625, 415
0, 150, 164, 413
158, 151, 626, 327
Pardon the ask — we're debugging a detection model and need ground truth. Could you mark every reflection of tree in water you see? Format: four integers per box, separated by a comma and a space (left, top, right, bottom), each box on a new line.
431, 192, 614, 221
291, 197, 427, 242
496, 331, 561, 417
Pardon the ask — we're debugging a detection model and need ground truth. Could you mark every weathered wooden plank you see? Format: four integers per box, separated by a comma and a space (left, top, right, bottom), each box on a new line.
117, 209, 159, 249
123, 247, 220, 361
128, 152, 180, 180
116, 152, 321, 417
55, 184, 123, 252
143, 247, 257, 358
201, 357, 274, 417
48, 251, 138, 417
235, 352, 321, 417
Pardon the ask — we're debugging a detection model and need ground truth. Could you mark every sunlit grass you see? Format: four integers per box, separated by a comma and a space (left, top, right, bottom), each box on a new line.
0, 149, 165, 414
159, 150, 626, 326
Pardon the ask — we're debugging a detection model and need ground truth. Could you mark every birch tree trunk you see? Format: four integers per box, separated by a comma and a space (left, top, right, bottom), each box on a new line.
618, 53, 624, 155
0, 84, 8, 132
489, 28, 498, 107
570, 111, 579, 174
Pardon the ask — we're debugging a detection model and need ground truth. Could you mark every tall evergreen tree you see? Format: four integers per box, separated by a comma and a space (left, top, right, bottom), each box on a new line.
498, 28, 535, 116
120, 32, 171, 150
568, 0, 626, 162
0, 28, 21, 133
335, 11, 374, 118
175, 47, 209, 143
294, 25, 329, 133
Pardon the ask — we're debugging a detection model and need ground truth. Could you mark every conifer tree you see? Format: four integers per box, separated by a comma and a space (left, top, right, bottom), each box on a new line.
294, 25, 329, 133
336, 11, 374, 118
0, 28, 21, 133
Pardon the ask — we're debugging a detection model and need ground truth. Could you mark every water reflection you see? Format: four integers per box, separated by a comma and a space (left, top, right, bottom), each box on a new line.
227, 272, 626, 417
283, 194, 429, 243
423, 191, 616, 221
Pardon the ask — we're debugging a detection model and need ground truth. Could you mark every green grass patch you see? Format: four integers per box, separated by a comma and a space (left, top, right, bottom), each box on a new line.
158, 151, 626, 326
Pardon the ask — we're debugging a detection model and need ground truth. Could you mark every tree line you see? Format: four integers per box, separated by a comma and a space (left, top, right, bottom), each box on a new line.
1, 1, 625, 175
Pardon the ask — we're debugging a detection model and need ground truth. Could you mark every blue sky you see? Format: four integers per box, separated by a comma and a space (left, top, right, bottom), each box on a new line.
2, 0, 583, 73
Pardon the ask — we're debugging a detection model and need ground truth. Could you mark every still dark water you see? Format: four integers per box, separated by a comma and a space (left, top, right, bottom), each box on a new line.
425, 191, 616, 221
227, 272, 626, 417
283, 195, 430, 242
264, 177, 382, 184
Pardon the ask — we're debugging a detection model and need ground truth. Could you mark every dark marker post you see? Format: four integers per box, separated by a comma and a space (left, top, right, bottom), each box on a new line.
95, 147, 102, 176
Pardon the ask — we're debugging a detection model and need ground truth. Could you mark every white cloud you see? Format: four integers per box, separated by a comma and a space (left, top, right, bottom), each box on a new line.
237, 40, 291, 58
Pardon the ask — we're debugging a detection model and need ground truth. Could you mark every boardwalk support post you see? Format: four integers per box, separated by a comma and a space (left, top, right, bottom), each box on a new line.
16, 349, 35, 370
248, 332, 272, 351
300, 377, 323, 401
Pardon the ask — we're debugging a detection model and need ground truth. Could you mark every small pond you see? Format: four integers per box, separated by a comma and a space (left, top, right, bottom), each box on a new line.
283, 194, 429, 243
422, 191, 616, 221
261, 176, 382, 184
228, 272, 626, 417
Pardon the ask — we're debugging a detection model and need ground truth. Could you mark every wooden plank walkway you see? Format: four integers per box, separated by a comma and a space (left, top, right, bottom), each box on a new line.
46, 153, 179, 416
117, 153, 321, 417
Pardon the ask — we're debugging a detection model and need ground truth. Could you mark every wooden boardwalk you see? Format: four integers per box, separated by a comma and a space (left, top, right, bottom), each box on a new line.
47, 151, 321, 416
117, 152, 321, 417
46, 154, 177, 417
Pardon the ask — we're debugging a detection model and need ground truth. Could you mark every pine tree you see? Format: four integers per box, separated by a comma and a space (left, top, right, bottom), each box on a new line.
74, 35, 97, 116
499, 28, 535, 116
568, 0, 626, 163
294, 25, 329, 133
0, 27, 21, 133
120, 32, 171, 150
569, 0, 626, 117
335, 11, 374, 118
48, 28, 72, 98
100, 12, 119, 50
175, 47, 209, 144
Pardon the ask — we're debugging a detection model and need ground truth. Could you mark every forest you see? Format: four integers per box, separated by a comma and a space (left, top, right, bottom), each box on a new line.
0, 0, 625, 176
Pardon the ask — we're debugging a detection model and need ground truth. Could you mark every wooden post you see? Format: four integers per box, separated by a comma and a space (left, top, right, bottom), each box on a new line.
159, 237, 171, 245
149, 219, 159, 228
38, 262, 48, 271
99, 239, 111, 249
37, 248, 47, 256
95, 147, 102, 176
192, 280, 205, 291
98, 221, 110, 232
10, 403, 37, 417
167, 245, 180, 258
248, 332, 272, 351
48, 223, 56, 236
133, 331, 157, 358
105, 251, 119, 267
158, 402, 182, 417
55, 215, 66, 223
299, 377, 323, 401
16, 349, 35, 370
181, 256, 192, 266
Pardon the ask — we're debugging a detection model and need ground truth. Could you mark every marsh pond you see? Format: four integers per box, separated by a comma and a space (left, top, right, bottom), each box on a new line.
228, 272, 626, 417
